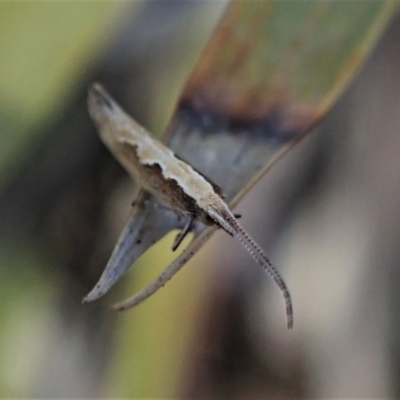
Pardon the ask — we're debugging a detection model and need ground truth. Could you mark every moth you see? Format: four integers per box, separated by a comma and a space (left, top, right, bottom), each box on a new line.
85, 83, 293, 329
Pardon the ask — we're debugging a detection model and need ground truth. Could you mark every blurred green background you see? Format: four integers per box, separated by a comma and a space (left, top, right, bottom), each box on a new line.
1, 1, 400, 398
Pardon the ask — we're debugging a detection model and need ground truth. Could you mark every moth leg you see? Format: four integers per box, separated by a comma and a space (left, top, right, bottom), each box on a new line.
133, 195, 172, 212
172, 217, 194, 251
234, 213, 241, 219
131, 188, 147, 207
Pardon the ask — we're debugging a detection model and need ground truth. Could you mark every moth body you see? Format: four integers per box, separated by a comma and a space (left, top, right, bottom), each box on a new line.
87, 84, 293, 329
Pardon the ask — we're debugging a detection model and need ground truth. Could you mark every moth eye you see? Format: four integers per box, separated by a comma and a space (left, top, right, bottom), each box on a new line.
199, 211, 215, 226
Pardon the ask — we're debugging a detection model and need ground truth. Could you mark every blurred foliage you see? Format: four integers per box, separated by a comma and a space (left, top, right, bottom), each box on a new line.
0, 2, 126, 187
0, 1, 224, 397
184, 1, 395, 121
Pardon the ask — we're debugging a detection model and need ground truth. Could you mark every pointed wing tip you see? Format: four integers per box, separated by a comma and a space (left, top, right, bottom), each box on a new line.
82, 286, 107, 304
81, 294, 95, 305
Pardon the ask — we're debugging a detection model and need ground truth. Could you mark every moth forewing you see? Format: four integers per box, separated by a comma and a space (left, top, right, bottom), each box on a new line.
89, 84, 218, 218
86, 83, 293, 329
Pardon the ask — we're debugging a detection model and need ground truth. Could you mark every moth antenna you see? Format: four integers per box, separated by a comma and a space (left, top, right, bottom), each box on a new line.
228, 215, 293, 329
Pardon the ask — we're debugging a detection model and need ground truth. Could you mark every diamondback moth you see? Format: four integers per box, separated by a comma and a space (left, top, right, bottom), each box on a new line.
84, 83, 293, 329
